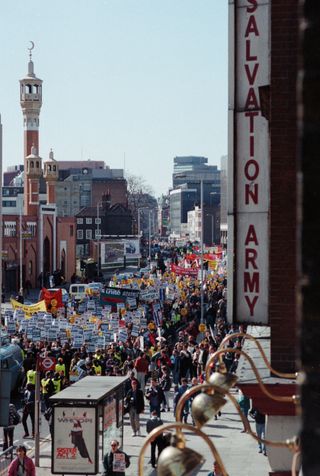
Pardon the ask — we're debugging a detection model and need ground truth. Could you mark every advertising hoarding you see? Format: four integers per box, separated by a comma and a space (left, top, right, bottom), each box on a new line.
100, 239, 140, 266
52, 406, 98, 474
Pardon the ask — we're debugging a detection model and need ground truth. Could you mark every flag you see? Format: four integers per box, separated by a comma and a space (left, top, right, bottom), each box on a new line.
41, 287, 63, 310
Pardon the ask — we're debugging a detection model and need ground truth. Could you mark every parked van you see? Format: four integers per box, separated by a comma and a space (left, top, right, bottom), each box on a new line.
69, 283, 89, 301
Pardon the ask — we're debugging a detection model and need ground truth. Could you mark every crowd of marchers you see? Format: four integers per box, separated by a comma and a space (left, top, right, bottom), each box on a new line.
1, 243, 265, 475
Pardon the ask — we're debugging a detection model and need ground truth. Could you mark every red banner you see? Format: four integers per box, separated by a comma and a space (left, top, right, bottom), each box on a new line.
41, 287, 63, 310
171, 264, 199, 277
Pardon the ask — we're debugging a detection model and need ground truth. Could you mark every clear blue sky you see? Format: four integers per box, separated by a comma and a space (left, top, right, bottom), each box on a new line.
0, 1, 228, 197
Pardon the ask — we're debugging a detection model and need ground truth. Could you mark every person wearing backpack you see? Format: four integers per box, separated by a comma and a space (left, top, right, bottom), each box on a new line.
2, 403, 20, 451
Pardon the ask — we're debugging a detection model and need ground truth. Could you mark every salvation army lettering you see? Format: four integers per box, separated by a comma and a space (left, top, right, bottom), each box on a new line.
234, 0, 270, 323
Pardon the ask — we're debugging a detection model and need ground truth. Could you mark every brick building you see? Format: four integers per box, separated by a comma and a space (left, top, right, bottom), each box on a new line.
75, 191, 133, 259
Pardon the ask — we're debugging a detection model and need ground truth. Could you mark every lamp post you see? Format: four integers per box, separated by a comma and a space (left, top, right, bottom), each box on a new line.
96, 202, 102, 278
206, 213, 214, 246
200, 179, 204, 326
148, 209, 152, 264
0, 117, 2, 318
19, 204, 23, 295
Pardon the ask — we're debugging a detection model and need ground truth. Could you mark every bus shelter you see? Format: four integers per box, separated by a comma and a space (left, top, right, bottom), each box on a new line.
50, 376, 127, 475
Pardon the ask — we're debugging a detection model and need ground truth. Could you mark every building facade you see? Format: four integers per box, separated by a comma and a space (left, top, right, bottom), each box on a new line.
75, 192, 133, 260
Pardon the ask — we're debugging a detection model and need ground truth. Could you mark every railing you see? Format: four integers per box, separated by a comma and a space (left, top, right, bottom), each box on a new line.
0, 446, 14, 476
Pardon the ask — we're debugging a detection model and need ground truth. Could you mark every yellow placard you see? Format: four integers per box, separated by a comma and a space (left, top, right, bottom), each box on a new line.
10, 298, 47, 318
198, 323, 207, 332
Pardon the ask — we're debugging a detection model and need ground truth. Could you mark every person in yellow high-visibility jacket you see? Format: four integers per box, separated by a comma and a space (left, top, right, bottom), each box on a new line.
92, 360, 102, 376
52, 373, 62, 394
26, 365, 36, 387
41, 371, 54, 410
55, 358, 66, 376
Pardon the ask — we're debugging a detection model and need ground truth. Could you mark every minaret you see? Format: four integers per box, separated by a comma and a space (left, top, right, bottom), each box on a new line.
20, 43, 43, 214
43, 149, 59, 204
25, 145, 42, 215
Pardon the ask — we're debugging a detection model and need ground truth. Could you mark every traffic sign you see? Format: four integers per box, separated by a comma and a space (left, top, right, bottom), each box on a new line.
39, 356, 56, 372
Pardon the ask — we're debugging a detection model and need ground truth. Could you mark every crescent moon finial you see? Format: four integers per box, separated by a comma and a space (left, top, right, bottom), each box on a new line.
28, 41, 35, 60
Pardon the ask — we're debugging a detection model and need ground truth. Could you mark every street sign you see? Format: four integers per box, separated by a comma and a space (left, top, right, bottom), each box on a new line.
39, 356, 56, 372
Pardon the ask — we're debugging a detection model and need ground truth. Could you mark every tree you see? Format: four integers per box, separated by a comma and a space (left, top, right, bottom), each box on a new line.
125, 173, 158, 235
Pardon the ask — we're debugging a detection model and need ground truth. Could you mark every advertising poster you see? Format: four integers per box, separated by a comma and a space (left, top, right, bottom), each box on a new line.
101, 241, 124, 265
103, 394, 121, 457
52, 406, 97, 474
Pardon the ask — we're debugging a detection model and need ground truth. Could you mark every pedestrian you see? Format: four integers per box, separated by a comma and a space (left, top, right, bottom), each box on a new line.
146, 410, 164, 468
3, 403, 20, 451
249, 407, 267, 455
170, 349, 180, 385
134, 352, 149, 392
22, 384, 35, 438
103, 440, 130, 476
207, 460, 223, 476
238, 389, 250, 432
41, 371, 54, 411
8, 445, 36, 476
173, 378, 190, 423
124, 379, 144, 436
145, 378, 165, 417
159, 367, 172, 412
44, 406, 53, 438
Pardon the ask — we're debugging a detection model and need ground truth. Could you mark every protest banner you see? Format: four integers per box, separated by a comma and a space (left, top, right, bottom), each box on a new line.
10, 298, 47, 317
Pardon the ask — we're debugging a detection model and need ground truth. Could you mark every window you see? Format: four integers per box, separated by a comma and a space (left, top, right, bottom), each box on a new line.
76, 244, 85, 258
86, 229, 92, 240
26, 222, 37, 237
70, 225, 74, 237
77, 229, 83, 239
86, 218, 92, 225
77, 218, 83, 224
4, 222, 16, 237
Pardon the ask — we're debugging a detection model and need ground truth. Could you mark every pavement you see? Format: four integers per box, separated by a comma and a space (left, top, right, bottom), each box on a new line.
1, 388, 271, 476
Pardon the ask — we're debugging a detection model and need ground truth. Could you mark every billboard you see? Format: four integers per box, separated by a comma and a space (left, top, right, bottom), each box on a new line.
101, 239, 140, 266
101, 241, 124, 265
228, 0, 270, 324
52, 406, 98, 474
